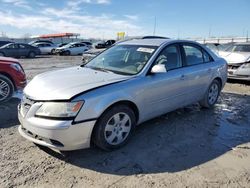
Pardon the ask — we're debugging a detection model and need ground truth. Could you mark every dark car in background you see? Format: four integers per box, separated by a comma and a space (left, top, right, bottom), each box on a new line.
0, 43, 40, 58
95, 40, 116, 49
0, 57, 26, 103
0, 41, 12, 47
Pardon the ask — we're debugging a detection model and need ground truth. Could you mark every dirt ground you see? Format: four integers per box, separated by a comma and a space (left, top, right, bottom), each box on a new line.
0, 56, 250, 188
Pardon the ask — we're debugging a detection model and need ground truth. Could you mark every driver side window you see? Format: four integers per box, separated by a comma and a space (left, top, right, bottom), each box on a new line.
155, 45, 181, 71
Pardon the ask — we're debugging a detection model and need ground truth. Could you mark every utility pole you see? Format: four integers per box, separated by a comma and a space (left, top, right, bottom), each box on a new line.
247, 30, 249, 42
208, 26, 212, 38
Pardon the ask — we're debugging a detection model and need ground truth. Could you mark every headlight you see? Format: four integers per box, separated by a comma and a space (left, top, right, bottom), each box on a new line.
10, 63, 24, 73
35, 101, 84, 119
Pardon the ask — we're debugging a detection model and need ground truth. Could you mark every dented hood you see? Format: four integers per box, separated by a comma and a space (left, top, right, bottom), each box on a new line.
24, 66, 131, 100
219, 51, 250, 64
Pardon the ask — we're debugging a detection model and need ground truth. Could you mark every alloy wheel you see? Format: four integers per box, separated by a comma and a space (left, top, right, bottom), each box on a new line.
104, 112, 131, 145
208, 83, 219, 105
0, 79, 10, 101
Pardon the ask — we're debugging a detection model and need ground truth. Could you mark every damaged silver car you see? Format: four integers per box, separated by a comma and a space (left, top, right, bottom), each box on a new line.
18, 39, 227, 151
219, 43, 250, 81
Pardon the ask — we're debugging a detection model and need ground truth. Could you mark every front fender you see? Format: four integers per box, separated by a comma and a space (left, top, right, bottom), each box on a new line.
74, 84, 138, 123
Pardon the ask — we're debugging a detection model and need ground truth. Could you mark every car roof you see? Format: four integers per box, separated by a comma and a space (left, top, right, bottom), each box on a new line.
117, 39, 170, 46
34, 42, 53, 45
117, 39, 199, 47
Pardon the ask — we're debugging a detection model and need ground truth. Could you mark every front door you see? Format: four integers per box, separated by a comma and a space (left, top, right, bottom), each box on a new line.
141, 44, 190, 121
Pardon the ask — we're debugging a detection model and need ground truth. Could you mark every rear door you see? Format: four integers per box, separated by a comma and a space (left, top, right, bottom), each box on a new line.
43, 43, 53, 54
18, 44, 30, 57
180, 43, 215, 102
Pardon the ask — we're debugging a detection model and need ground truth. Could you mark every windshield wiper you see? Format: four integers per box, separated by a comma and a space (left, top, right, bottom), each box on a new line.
86, 66, 112, 73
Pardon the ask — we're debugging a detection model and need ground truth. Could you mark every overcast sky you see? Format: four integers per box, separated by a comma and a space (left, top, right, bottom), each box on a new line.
0, 0, 249, 39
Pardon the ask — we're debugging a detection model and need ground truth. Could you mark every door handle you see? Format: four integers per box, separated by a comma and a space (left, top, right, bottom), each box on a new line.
180, 75, 185, 80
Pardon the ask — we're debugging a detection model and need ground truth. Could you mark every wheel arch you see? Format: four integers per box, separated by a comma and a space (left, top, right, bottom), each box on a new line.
90, 99, 139, 148
213, 77, 222, 89
101, 100, 139, 123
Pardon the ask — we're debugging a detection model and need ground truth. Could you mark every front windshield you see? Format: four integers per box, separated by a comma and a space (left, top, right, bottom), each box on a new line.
226, 44, 250, 52
63, 43, 74, 48
0, 43, 12, 48
85, 45, 157, 75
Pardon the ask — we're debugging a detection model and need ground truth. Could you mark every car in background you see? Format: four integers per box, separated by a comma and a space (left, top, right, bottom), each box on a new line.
29, 40, 54, 45
95, 40, 116, 49
219, 43, 250, 81
0, 43, 40, 58
80, 41, 93, 49
54, 42, 89, 56
33, 42, 57, 55
0, 57, 26, 103
18, 39, 227, 151
82, 48, 105, 64
57, 43, 68, 47
0, 41, 12, 47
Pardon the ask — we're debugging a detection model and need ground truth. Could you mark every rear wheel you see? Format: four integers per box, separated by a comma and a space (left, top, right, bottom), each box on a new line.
0, 74, 14, 103
28, 51, 36, 58
200, 79, 221, 108
92, 105, 136, 151
51, 49, 55, 54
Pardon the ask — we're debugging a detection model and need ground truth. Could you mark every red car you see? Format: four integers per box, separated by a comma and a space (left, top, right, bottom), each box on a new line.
0, 57, 26, 103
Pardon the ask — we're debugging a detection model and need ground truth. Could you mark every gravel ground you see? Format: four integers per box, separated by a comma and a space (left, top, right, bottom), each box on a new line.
0, 56, 250, 188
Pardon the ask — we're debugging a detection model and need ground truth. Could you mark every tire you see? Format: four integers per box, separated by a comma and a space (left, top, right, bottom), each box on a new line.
92, 105, 136, 151
200, 79, 221, 108
0, 52, 5, 57
28, 51, 36, 58
0, 74, 15, 103
64, 51, 70, 56
51, 49, 55, 54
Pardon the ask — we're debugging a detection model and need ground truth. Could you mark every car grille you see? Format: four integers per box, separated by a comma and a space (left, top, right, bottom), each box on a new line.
20, 95, 35, 117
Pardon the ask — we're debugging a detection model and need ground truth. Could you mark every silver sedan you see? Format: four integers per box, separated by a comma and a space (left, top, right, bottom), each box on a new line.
18, 39, 227, 151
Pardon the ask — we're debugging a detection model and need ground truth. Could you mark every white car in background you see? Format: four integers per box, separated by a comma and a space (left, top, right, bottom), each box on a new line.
33, 42, 57, 55
55, 42, 89, 56
219, 43, 250, 81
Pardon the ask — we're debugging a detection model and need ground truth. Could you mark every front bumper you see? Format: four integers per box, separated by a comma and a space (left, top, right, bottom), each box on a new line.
18, 104, 96, 151
228, 63, 250, 81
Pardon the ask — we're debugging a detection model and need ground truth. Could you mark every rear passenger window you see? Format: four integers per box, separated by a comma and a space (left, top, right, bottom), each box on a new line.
183, 44, 213, 66
183, 45, 203, 66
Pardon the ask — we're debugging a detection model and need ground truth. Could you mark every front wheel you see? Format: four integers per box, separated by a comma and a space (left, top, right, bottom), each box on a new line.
200, 79, 221, 108
0, 74, 14, 103
0, 52, 5, 57
63, 51, 70, 56
92, 105, 136, 151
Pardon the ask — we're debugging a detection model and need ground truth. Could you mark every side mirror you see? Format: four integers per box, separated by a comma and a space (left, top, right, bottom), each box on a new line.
151, 64, 167, 74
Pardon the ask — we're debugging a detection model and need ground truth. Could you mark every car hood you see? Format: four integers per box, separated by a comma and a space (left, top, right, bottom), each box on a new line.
219, 51, 250, 64
56, 46, 70, 50
0, 56, 19, 64
24, 66, 132, 101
